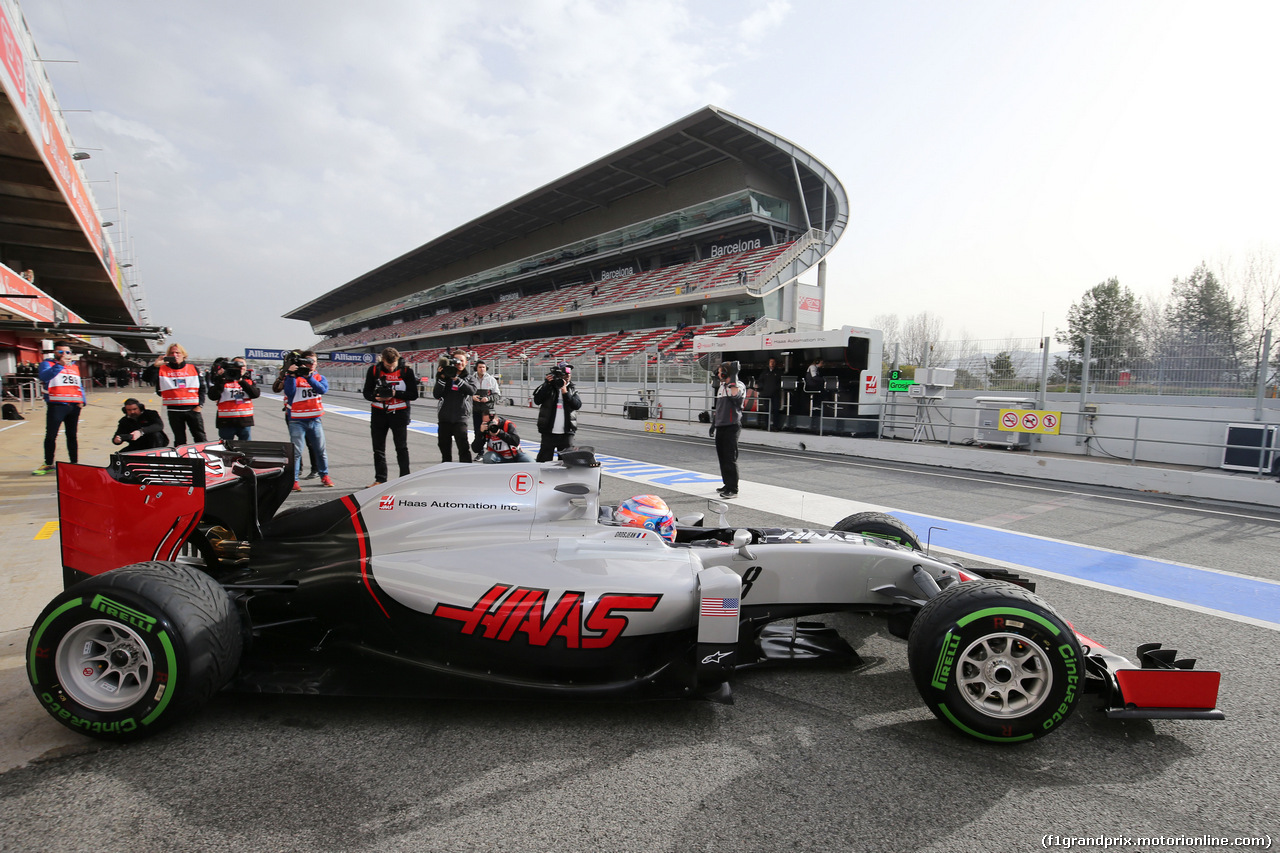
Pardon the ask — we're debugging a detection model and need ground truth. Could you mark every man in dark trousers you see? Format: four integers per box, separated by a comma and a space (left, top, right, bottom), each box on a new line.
712, 360, 745, 498
533, 362, 581, 462
433, 351, 475, 463
755, 356, 783, 431
363, 347, 420, 487
145, 342, 206, 446
111, 398, 169, 451
33, 341, 85, 475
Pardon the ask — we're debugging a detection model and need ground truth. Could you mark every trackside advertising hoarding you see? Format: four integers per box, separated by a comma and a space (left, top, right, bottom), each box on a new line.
245, 348, 374, 363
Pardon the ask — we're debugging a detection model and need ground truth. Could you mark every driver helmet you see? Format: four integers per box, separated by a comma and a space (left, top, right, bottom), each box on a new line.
614, 494, 676, 542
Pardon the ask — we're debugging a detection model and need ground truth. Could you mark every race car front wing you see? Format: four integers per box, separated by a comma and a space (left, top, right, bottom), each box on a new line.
1079, 635, 1224, 721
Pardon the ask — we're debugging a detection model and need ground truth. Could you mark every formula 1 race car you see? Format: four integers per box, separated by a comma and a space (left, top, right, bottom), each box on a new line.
28, 441, 1223, 744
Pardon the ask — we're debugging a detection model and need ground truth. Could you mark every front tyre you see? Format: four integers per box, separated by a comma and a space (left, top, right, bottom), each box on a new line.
26, 561, 242, 742
907, 580, 1082, 742
832, 511, 922, 550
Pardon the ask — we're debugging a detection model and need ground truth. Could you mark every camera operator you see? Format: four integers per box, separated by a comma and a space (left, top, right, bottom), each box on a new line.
145, 342, 206, 445
272, 349, 333, 489
469, 359, 500, 455
479, 411, 534, 463
532, 361, 581, 462
112, 398, 168, 451
362, 347, 419, 487
208, 356, 260, 441
432, 351, 475, 463
712, 360, 745, 499
33, 340, 85, 475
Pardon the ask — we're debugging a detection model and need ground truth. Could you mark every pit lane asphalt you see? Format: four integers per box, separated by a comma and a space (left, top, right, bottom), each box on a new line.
2, 395, 1277, 853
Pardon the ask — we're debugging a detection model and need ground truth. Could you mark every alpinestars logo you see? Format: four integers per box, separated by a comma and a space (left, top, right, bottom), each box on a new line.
433, 583, 661, 649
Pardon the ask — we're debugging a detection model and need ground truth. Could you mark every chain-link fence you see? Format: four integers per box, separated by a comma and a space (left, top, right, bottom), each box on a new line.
883, 331, 1277, 398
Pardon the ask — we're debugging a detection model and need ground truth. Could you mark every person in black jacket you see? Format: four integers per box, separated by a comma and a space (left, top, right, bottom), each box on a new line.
432, 351, 475, 462
755, 356, 783, 431
532, 362, 581, 462
478, 412, 534, 463
362, 347, 420, 487
208, 356, 261, 441
111, 398, 169, 451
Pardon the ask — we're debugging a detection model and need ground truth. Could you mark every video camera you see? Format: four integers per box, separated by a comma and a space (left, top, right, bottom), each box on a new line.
437, 353, 464, 380
213, 357, 243, 380
283, 350, 315, 373
374, 377, 396, 399
548, 362, 572, 389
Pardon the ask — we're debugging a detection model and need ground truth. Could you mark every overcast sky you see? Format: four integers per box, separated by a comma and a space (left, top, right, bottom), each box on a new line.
23, 0, 1280, 357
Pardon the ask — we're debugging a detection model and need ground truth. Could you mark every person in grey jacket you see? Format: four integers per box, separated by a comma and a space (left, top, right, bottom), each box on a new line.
712, 360, 746, 498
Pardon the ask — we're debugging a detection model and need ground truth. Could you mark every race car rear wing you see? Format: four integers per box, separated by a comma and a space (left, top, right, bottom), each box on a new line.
56, 441, 295, 588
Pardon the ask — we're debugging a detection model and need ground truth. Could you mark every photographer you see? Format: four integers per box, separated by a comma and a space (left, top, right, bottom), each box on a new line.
479, 411, 534, 463
111, 398, 168, 451
532, 361, 581, 462
146, 342, 206, 445
711, 360, 746, 499
208, 356, 260, 441
273, 349, 333, 489
469, 359, 500, 455
362, 347, 419, 487
432, 351, 475, 463
33, 340, 85, 475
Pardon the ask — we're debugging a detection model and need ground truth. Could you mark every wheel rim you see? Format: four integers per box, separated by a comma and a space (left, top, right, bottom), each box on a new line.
54, 619, 154, 712
954, 632, 1051, 718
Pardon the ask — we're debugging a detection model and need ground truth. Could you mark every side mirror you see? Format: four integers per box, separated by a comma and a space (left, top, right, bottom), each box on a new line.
733, 528, 755, 560
677, 512, 705, 528
708, 499, 730, 528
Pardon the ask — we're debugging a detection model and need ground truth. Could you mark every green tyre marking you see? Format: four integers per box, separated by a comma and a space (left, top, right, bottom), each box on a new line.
28, 598, 83, 686
931, 630, 959, 690
954, 606, 1061, 637
938, 703, 1034, 743
141, 631, 178, 727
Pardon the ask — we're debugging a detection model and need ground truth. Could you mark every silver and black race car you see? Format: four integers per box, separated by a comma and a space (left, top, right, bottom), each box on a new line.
28, 441, 1223, 743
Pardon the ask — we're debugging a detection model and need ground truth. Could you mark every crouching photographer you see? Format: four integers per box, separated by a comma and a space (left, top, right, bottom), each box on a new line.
479, 412, 534, 463
532, 361, 581, 462
432, 351, 475, 462
111, 398, 169, 452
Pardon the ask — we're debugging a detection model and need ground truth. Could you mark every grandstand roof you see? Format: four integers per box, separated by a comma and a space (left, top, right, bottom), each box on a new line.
285, 105, 846, 324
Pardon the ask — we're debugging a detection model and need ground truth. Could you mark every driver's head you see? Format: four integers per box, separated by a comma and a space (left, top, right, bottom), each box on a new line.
614, 494, 676, 542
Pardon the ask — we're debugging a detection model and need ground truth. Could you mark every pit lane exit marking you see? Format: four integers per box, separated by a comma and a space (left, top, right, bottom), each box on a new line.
34, 521, 58, 540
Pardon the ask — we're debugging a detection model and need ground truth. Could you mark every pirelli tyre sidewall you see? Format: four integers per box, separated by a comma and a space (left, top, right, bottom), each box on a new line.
907, 579, 1083, 743
831, 511, 923, 551
26, 561, 241, 742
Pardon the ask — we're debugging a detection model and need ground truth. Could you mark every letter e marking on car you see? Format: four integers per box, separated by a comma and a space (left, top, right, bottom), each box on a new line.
510, 472, 534, 495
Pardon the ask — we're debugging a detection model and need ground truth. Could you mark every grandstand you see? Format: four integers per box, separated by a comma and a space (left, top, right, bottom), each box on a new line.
285, 106, 847, 374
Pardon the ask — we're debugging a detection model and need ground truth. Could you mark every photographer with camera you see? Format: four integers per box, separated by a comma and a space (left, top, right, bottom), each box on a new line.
532, 361, 581, 462
145, 342, 206, 446
208, 356, 260, 441
362, 347, 419, 487
711, 360, 746, 499
111, 398, 168, 451
33, 340, 85, 475
469, 359, 500, 456
272, 349, 333, 489
432, 350, 475, 463
478, 411, 534, 463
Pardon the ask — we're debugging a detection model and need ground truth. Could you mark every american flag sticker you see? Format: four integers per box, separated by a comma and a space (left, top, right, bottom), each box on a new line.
700, 597, 739, 617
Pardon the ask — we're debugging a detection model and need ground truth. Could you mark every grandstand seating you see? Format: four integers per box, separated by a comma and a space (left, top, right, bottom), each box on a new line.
314, 241, 791, 353
398, 321, 750, 368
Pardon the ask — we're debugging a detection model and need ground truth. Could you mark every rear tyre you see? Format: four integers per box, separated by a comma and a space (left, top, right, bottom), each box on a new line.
26, 561, 241, 742
832, 511, 922, 550
907, 580, 1082, 742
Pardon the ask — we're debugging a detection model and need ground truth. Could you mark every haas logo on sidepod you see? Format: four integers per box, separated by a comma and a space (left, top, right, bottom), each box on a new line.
378, 495, 396, 511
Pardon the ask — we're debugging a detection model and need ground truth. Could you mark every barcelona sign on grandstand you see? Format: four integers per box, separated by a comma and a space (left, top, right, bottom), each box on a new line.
285, 107, 847, 373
